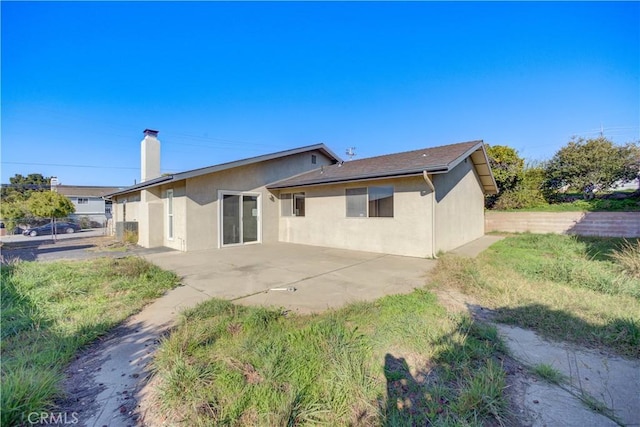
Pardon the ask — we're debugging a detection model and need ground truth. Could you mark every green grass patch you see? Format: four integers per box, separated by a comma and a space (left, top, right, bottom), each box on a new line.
430, 234, 640, 358
532, 364, 565, 385
0, 257, 179, 426
153, 291, 508, 426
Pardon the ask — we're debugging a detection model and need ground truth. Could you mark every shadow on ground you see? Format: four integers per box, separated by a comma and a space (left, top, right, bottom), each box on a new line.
379, 315, 508, 426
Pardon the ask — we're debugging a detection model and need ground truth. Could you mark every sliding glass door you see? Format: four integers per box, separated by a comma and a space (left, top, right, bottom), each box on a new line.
221, 192, 260, 246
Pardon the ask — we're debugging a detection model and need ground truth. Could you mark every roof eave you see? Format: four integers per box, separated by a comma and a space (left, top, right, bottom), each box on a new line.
104, 176, 174, 198
267, 166, 450, 189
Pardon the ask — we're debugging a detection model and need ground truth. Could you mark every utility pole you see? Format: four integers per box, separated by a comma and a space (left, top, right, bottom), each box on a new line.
50, 177, 59, 243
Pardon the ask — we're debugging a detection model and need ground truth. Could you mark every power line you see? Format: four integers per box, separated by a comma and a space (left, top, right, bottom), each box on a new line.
1, 161, 139, 170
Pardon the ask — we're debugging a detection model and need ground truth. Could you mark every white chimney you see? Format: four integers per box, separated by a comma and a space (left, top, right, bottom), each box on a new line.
141, 129, 161, 182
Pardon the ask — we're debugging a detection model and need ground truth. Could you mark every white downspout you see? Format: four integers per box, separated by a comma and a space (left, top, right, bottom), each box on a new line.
423, 171, 437, 259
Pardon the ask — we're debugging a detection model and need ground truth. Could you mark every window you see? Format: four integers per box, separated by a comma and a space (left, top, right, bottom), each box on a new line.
368, 186, 394, 217
167, 189, 174, 240
281, 192, 305, 216
346, 186, 394, 218
311, 154, 317, 164
77, 198, 89, 204
294, 193, 305, 216
346, 188, 367, 217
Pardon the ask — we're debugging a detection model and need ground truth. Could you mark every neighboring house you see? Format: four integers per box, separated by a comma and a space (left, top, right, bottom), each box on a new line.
57, 185, 122, 226
106, 130, 497, 258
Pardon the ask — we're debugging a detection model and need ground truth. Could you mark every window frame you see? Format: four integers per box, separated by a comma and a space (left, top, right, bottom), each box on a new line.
77, 197, 89, 204
281, 192, 306, 217
166, 189, 174, 240
346, 186, 394, 218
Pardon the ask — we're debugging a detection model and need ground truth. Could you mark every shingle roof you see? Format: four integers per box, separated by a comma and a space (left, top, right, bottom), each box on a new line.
57, 185, 123, 198
267, 140, 498, 194
105, 143, 342, 198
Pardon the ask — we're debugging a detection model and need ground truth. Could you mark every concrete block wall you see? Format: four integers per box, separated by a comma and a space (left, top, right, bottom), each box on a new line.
485, 211, 640, 238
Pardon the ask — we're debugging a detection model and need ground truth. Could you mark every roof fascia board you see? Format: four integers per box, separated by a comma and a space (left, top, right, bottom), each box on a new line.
105, 176, 174, 198
106, 143, 340, 198
469, 146, 498, 194
176, 143, 342, 181
270, 172, 426, 190
445, 140, 484, 171
268, 168, 449, 190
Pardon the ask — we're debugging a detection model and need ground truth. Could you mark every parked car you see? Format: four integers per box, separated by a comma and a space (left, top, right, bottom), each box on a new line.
23, 222, 81, 237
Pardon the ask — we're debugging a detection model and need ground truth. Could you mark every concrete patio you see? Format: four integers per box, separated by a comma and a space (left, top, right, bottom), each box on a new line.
142, 242, 439, 314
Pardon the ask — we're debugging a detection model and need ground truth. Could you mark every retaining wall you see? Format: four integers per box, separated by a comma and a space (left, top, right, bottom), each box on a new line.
485, 211, 640, 238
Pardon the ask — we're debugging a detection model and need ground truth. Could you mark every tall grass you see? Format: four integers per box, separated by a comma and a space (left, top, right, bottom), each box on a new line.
430, 234, 640, 358
610, 239, 640, 279
1, 257, 179, 426
153, 291, 508, 426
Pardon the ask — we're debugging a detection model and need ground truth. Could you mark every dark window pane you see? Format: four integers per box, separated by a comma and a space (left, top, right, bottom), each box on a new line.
294, 193, 305, 217
242, 195, 258, 243
222, 194, 240, 244
368, 186, 393, 217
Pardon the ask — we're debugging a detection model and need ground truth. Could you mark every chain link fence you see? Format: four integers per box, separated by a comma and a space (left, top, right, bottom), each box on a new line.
0, 215, 110, 236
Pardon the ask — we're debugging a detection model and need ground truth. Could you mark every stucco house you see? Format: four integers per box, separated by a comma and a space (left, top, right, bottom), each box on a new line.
107, 130, 497, 258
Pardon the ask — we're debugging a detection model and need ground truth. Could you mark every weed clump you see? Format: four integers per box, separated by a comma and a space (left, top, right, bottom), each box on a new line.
611, 239, 640, 279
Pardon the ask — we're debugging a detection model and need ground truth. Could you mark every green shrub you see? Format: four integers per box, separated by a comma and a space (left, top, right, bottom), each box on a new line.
493, 188, 547, 210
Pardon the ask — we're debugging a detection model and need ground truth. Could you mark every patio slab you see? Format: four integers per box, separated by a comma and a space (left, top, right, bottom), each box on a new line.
143, 242, 438, 314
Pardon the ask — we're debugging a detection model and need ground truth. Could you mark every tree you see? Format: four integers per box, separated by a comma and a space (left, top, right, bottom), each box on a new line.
0, 199, 32, 233
485, 144, 525, 208
544, 137, 640, 198
28, 191, 75, 241
28, 191, 75, 219
1, 173, 52, 202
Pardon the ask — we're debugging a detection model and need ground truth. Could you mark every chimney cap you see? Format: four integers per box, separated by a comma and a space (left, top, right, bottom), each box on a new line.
143, 129, 159, 137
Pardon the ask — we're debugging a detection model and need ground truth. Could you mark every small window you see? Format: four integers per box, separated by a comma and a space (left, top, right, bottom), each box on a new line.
77, 198, 89, 204
281, 193, 305, 217
294, 193, 305, 216
346, 188, 367, 217
311, 154, 317, 164
346, 186, 394, 218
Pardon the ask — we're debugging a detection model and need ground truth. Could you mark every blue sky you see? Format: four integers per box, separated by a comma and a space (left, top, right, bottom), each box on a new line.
2, 1, 638, 187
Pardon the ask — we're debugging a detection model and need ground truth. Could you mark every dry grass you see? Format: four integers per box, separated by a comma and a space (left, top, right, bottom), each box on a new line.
611, 239, 640, 279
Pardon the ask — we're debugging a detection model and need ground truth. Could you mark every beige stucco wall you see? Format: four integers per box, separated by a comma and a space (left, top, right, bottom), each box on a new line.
184, 150, 334, 251
278, 176, 435, 257
157, 183, 187, 251
433, 159, 485, 252
113, 194, 140, 223
138, 188, 164, 248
